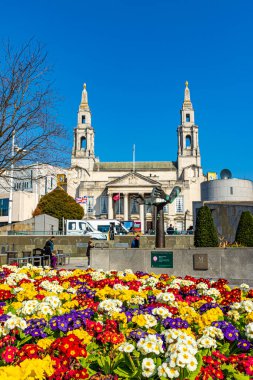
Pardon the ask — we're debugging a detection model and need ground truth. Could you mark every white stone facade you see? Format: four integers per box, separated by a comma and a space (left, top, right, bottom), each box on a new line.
68, 82, 206, 232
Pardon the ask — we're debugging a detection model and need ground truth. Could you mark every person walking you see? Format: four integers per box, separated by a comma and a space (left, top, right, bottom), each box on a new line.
131, 235, 140, 248
43, 236, 55, 268
86, 240, 94, 268
109, 222, 115, 240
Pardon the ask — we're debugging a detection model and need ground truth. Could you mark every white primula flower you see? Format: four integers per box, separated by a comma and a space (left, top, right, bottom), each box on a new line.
240, 283, 250, 291
4, 315, 27, 331
165, 366, 180, 379
142, 369, 155, 378
186, 356, 198, 372
142, 358, 155, 371
118, 342, 135, 353
158, 362, 169, 378
202, 326, 224, 340
156, 292, 175, 303
245, 322, 253, 340
197, 335, 217, 349
44, 296, 62, 309
152, 307, 172, 319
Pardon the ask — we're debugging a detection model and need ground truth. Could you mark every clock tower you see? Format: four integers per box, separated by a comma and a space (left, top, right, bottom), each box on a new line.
177, 82, 202, 179
71, 84, 95, 170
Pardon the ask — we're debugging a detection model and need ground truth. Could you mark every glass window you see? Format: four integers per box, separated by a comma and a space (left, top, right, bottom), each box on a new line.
87, 196, 94, 213
79, 222, 87, 231
186, 114, 190, 122
0, 199, 9, 216
130, 197, 139, 214
115, 196, 123, 214
98, 225, 110, 233
100, 196, 108, 214
82, 115, 86, 124
175, 196, 184, 213
69, 222, 76, 230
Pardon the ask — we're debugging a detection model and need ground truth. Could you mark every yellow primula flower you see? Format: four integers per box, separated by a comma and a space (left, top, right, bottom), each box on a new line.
63, 300, 79, 309
246, 311, 253, 323
37, 337, 55, 349
0, 284, 12, 291
0, 355, 54, 380
11, 301, 23, 310
67, 328, 92, 344
132, 314, 147, 327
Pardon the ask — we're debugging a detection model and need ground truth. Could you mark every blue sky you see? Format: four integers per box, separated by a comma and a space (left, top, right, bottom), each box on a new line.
1, 0, 253, 179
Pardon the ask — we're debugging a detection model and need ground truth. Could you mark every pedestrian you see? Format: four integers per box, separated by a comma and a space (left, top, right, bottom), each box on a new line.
86, 240, 94, 268
167, 224, 174, 235
43, 236, 55, 268
109, 222, 115, 240
51, 250, 58, 269
131, 234, 140, 248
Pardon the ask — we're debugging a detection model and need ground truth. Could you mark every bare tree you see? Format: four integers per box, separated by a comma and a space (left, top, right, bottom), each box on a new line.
0, 39, 68, 180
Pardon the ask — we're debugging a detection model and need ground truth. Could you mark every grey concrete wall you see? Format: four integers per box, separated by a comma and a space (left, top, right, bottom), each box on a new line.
0, 235, 194, 256
201, 179, 253, 202
91, 248, 253, 285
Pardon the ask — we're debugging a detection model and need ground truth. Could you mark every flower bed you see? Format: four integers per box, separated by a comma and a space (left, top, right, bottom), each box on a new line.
0, 265, 253, 379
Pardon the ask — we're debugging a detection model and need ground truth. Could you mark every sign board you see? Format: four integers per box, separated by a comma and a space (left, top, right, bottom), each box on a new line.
151, 251, 173, 268
207, 172, 217, 181
193, 254, 208, 270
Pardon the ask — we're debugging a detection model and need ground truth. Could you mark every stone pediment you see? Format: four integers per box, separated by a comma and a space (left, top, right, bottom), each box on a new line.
107, 172, 160, 188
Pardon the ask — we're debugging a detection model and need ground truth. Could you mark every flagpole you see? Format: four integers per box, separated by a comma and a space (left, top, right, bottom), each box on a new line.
133, 144, 135, 173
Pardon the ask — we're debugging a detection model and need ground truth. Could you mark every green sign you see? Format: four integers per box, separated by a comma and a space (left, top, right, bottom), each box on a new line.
151, 251, 173, 268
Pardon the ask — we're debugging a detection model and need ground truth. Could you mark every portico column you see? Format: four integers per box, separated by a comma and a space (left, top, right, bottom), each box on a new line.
124, 193, 128, 220
108, 194, 113, 219
139, 193, 145, 233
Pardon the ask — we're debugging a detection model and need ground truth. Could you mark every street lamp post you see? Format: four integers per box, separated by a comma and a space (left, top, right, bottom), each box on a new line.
8, 131, 15, 225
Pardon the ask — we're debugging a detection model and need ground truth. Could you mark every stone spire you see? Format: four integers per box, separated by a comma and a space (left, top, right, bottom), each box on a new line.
182, 81, 193, 111
80, 83, 90, 111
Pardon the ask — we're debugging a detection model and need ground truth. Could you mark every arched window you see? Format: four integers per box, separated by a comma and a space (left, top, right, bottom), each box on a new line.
186, 135, 191, 148
186, 114, 190, 122
81, 137, 86, 149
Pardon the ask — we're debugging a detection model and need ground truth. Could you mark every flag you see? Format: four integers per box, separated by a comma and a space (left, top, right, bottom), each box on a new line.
75, 196, 88, 204
113, 193, 120, 201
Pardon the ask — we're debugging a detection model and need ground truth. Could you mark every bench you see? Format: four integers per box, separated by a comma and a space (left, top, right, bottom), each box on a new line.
8, 255, 50, 267
56, 252, 71, 266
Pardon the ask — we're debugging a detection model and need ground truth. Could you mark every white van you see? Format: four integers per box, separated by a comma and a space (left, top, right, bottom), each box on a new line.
65, 220, 107, 240
87, 219, 129, 236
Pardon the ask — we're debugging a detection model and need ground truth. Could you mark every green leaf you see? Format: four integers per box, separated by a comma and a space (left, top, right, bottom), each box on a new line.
233, 373, 250, 380
114, 367, 132, 377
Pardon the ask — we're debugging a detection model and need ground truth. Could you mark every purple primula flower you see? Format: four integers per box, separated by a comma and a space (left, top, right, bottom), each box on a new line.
129, 329, 147, 341
223, 327, 239, 341
0, 314, 10, 322
57, 317, 69, 332
49, 316, 60, 331
199, 303, 220, 314
162, 317, 189, 329
237, 339, 251, 351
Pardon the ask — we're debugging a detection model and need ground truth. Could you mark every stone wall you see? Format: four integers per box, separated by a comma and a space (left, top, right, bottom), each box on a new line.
0, 235, 194, 256
91, 247, 253, 286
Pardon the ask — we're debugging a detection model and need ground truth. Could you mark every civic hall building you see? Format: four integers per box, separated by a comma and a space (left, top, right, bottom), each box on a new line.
67, 82, 206, 233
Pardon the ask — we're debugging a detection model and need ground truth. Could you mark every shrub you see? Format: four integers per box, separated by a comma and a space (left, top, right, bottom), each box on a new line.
235, 211, 253, 247
194, 205, 219, 247
33, 187, 84, 220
